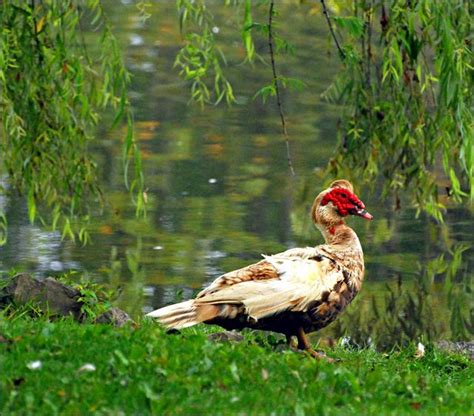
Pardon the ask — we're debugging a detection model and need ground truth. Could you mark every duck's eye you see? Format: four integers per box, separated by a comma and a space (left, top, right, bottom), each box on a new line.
340, 192, 347, 198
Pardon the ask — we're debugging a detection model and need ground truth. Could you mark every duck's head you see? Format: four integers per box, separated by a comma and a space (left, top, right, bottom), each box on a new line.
311, 179, 373, 228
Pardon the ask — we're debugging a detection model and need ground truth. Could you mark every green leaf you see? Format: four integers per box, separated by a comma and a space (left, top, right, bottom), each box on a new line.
449, 169, 468, 197
253, 85, 276, 103
242, 0, 255, 62
332, 16, 364, 38
27, 190, 36, 224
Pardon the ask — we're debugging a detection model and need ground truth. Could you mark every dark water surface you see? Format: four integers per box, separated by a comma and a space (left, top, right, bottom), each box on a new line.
1, 3, 472, 344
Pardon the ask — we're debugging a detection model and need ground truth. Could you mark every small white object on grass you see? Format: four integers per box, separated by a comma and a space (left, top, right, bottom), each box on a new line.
27, 360, 42, 370
414, 342, 425, 358
78, 363, 96, 372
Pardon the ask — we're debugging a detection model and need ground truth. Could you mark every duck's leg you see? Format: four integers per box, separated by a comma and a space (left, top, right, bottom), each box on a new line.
296, 327, 334, 362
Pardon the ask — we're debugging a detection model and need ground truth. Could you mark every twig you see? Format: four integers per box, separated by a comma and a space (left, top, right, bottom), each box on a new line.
320, 0, 345, 60
366, 0, 373, 89
268, 1, 295, 175
30, 0, 44, 64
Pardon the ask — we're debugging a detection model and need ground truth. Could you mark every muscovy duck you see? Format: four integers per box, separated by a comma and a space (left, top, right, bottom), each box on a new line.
147, 179, 372, 359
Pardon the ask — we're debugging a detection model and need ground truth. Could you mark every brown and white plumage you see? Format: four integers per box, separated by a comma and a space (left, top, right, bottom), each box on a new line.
147, 179, 372, 357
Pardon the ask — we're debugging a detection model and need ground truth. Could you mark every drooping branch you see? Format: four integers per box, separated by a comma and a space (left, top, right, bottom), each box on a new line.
268, 0, 295, 175
320, 0, 345, 60
0, 1, 145, 244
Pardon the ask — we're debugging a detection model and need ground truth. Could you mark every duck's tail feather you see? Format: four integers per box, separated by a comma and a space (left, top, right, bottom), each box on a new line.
146, 300, 199, 329
146, 300, 226, 330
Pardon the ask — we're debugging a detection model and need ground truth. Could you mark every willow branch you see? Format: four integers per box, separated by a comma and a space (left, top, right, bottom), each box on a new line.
30, 0, 44, 64
320, 0, 345, 60
268, 0, 295, 175
365, 1, 373, 89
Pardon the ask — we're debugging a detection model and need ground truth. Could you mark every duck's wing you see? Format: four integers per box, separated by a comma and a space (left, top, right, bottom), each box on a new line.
196, 260, 279, 298
195, 247, 344, 321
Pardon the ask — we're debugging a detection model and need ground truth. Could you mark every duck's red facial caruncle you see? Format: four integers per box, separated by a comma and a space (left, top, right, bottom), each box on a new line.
321, 188, 373, 220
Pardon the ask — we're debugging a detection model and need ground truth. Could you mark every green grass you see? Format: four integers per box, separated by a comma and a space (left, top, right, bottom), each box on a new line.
0, 315, 472, 415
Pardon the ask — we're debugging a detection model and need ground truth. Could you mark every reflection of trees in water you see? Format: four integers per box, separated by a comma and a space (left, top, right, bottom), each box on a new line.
329, 244, 473, 349
0, 195, 81, 274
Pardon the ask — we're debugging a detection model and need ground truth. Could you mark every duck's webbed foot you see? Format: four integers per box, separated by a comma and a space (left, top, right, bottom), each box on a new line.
295, 327, 335, 363
305, 348, 335, 362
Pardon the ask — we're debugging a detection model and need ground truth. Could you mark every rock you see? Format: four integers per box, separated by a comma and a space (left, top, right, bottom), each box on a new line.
436, 340, 474, 360
95, 307, 132, 327
1, 273, 132, 326
3, 273, 82, 319
207, 331, 244, 343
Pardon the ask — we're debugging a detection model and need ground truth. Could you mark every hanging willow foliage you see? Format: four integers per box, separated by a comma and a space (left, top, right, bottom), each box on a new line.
175, 0, 236, 106
175, 0, 472, 221
0, 0, 145, 245
324, 0, 473, 220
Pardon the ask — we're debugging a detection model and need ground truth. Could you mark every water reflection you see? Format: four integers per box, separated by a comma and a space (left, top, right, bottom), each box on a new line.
0, 3, 472, 345
329, 244, 473, 347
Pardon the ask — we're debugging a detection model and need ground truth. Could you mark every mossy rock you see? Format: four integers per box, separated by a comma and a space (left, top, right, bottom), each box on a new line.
1, 273, 82, 319
0, 273, 132, 326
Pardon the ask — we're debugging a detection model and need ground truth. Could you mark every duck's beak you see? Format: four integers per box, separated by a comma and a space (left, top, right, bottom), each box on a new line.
355, 208, 373, 220
350, 207, 373, 220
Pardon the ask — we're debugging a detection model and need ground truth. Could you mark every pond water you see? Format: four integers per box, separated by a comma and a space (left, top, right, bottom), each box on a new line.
0, 3, 472, 346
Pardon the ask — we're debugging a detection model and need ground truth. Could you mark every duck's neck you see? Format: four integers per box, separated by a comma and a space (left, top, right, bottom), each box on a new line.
317, 220, 362, 251
317, 220, 365, 287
